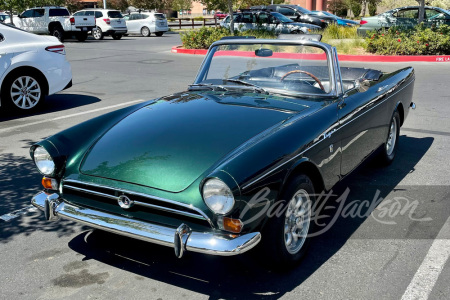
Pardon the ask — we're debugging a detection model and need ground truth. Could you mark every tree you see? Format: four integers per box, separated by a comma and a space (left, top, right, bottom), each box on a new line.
171, 0, 192, 11
97, 0, 129, 11
130, 0, 172, 10
417, 0, 425, 23
348, 0, 362, 17
0, 0, 31, 24
327, 0, 349, 17
367, 0, 380, 16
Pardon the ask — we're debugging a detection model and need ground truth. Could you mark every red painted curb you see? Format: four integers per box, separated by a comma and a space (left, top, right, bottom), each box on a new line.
171, 45, 450, 62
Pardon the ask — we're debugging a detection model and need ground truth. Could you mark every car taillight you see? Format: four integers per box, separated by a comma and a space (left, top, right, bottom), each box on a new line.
45, 45, 65, 55
70, 17, 75, 25
103, 18, 110, 25
360, 20, 368, 25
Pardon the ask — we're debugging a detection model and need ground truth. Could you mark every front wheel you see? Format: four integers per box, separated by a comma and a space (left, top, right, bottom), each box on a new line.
112, 34, 122, 40
259, 175, 316, 269
1, 71, 46, 112
154, 32, 164, 37
377, 110, 400, 165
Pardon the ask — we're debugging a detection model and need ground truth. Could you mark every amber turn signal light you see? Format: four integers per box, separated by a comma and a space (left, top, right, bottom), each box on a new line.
222, 217, 243, 233
42, 177, 58, 190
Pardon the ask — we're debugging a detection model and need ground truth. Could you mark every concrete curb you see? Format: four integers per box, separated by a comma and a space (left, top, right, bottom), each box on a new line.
171, 46, 450, 62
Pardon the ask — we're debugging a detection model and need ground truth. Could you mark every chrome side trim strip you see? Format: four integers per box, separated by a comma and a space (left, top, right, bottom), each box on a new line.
242, 77, 414, 190
31, 192, 261, 257
63, 179, 214, 228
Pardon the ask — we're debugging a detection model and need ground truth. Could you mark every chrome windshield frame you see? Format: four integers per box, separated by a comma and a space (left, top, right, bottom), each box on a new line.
193, 38, 339, 98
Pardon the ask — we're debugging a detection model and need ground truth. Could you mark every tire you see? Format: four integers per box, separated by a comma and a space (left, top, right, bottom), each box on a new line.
76, 32, 88, 42
112, 34, 122, 40
377, 110, 400, 165
259, 174, 316, 269
50, 26, 64, 42
155, 32, 163, 37
141, 26, 150, 37
92, 27, 104, 40
1, 70, 47, 112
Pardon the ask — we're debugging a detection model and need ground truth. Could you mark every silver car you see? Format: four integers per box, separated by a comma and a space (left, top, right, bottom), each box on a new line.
221, 11, 320, 34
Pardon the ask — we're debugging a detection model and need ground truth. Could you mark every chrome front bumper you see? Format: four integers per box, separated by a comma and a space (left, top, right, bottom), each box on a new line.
31, 192, 261, 257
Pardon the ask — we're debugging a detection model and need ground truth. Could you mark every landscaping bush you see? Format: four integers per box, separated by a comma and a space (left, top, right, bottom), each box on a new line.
180, 26, 276, 49
349, 0, 362, 17
322, 23, 359, 40
193, 16, 205, 21
365, 25, 450, 55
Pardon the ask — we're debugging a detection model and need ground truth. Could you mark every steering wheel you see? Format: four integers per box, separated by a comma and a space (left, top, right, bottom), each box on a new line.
280, 70, 325, 91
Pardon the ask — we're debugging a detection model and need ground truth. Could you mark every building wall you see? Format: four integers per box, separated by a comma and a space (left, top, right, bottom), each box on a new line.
281, 0, 327, 11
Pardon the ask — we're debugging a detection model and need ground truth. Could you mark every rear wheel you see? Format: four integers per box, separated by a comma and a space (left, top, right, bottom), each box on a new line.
259, 175, 315, 269
76, 32, 88, 42
1, 70, 46, 112
155, 32, 163, 37
112, 34, 122, 40
141, 26, 150, 37
92, 27, 104, 40
51, 26, 64, 42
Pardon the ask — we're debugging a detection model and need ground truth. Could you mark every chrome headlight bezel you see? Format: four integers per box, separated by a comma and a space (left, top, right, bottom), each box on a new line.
32, 146, 55, 176
202, 178, 235, 215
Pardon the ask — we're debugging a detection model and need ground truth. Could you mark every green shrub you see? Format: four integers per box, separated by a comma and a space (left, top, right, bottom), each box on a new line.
168, 18, 176, 22
349, 0, 362, 17
365, 25, 450, 55
193, 16, 205, 21
180, 26, 276, 49
368, 2, 377, 16
322, 23, 360, 40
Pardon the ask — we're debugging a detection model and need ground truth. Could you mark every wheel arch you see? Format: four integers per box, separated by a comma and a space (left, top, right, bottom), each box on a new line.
1, 66, 49, 96
395, 101, 405, 127
48, 21, 63, 32
282, 158, 325, 197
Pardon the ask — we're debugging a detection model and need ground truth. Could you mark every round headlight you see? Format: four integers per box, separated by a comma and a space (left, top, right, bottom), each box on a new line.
33, 146, 55, 175
202, 178, 235, 215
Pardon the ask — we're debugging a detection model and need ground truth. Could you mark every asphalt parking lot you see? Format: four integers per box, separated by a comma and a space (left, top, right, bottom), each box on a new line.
1, 33, 450, 300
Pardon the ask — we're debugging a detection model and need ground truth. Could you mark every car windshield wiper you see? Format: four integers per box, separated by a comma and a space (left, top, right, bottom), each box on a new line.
188, 83, 228, 91
222, 79, 269, 94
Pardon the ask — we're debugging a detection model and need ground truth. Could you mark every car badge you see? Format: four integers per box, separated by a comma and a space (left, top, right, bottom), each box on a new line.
118, 194, 134, 209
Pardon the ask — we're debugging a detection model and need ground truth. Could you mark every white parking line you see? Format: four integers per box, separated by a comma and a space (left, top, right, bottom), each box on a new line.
0, 205, 37, 222
0, 99, 145, 134
401, 216, 450, 300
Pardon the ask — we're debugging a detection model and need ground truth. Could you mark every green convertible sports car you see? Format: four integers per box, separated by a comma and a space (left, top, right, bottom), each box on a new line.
31, 36, 416, 268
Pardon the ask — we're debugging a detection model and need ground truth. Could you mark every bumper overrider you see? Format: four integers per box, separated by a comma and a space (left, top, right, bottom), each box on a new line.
31, 192, 261, 258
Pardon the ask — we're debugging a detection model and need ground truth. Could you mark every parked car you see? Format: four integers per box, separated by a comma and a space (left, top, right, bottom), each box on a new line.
214, 11, 227, 19
0, 23, 72, 111
74, 9, 127, 40
30, 35, 415, 268
358, 6, 450, 35
310, 11, 360, 27
221, 11, 321, 34
123, 12, 168, 37
10, 6, 96, 42
250, 5, 335, 28
0, 12, 10, 23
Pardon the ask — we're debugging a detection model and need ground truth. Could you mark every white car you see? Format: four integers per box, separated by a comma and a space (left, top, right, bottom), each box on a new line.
124, 12, 168, 37
74, 9, 127, 40
0, 23, 72, 111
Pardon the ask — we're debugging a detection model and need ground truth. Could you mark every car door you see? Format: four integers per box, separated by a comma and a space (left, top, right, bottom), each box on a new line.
337, 81, 389, 177
33, 8, 46, 33
125, 14, 138, 33
392, 8, 419, 28
0, 32, 10, 79
17, 9, 34, 31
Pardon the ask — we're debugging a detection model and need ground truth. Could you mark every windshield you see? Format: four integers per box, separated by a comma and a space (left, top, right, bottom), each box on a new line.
271, 12, 293, 23
293, 6, 312, 14
195, 43, 332, 96
108, 11, 123, 18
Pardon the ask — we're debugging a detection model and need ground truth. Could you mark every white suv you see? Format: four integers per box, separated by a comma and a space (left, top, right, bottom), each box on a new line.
74, 9, 127, 40
124, 12, 168, 37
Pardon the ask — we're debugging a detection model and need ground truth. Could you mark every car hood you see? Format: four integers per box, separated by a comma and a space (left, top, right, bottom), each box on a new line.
80, 91, 312, 192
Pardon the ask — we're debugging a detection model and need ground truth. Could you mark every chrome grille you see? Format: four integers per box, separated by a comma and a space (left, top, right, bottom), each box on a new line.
62, 179, 213, 228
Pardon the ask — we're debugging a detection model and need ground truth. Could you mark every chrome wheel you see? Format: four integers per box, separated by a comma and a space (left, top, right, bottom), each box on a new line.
284, 189, 311, 254
10, 76, 41, 110
93, 27, 102, 40
386, 117, 397, 156
141, 26, 150, 37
